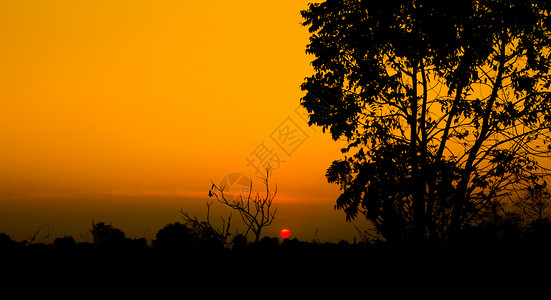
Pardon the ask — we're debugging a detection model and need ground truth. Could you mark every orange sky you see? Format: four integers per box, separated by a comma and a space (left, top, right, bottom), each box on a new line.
0, 1, 364, 242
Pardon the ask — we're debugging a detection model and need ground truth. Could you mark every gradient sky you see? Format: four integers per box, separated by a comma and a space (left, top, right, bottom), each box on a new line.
0, 1, 365, 242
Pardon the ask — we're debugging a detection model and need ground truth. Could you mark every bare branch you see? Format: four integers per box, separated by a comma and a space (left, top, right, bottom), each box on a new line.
209, 166, 278, 242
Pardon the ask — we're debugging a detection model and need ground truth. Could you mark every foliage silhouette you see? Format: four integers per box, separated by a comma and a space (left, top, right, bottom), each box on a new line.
231, 234, 248, 249
301, 0, 551, 244
91, 221, 127, 247
152, 222, 195, 250
179, 202, 231, 250
91, 221, 146, 248
53, 235, 76, 249
512, 175, 551, 222
4, 214, 551, 270
0, 233, 22, 249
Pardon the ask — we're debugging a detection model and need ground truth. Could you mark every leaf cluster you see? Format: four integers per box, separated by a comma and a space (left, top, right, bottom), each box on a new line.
301, 0, 551, 242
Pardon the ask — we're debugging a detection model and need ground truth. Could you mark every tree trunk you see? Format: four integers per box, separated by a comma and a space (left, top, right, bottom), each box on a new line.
410, 62, 425, 243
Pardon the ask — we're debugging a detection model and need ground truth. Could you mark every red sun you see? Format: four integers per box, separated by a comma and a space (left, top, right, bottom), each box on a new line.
280, 229, 291, 239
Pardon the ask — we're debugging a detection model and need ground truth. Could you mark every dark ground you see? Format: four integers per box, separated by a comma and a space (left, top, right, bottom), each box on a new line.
2, 239, 550, 297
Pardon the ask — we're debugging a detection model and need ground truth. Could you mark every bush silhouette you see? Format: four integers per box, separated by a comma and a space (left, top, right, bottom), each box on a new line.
90, 221, 128, 248
0, 233, 21, 249
152, 222, 195, 249
231, 234, 248, 250
253, 236, 279, 249
153, 222, 226, 251
53, 235, 76, 248
187, 222, 226, 250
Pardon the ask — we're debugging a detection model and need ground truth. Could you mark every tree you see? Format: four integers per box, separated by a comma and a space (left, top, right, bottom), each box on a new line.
90, 221, 147, 249
301, 0, 551, 244
511, 176, 551, 241
180, 202, 232, 250
152, 222, 195, 250
91, 221, 127, 247
208, 167, 278, 242
513, 176, 551, 222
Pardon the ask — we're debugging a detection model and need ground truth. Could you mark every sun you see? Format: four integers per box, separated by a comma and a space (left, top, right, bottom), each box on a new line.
280, 228, 291, 239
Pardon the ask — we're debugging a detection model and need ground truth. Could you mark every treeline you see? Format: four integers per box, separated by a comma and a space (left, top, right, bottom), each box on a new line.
3, 215, 551, 253
0, 221, 360, 253
3, 217, 551, 288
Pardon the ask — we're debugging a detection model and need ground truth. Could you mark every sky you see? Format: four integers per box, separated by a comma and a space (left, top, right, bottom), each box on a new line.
0, 1, 367, 242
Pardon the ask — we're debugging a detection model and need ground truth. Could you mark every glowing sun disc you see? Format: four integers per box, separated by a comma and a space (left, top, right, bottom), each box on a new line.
280, 228, 291, 239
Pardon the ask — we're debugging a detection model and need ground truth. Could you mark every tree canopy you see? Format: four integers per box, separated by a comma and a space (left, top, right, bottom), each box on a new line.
301, 0, 551, 243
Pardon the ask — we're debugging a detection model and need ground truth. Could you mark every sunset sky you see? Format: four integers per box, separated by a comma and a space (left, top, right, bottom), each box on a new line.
0, 1, 365, 242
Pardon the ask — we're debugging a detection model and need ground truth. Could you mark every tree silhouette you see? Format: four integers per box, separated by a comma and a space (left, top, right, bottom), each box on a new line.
179, 202, 232, 250
231, 234, 248, 249
152, 222, 196, 250
514, 176, 551, 222
208, 167, 277, 242
301, 0, 551, 244
90, 221, 146, 248
91, 221, 126, 247
511, 176, 551, 241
